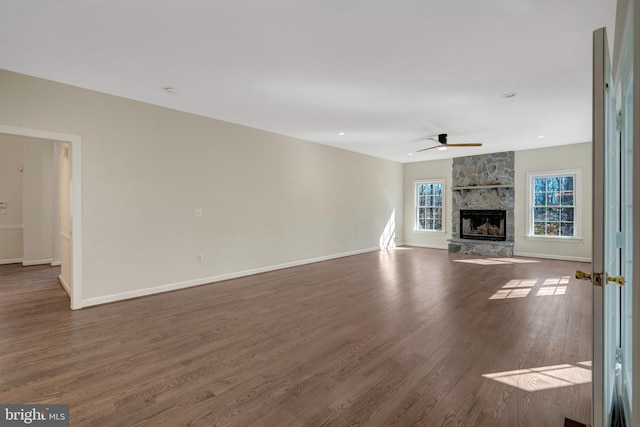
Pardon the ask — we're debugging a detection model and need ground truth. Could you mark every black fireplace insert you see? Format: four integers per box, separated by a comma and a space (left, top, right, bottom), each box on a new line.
460, 209, 506, 241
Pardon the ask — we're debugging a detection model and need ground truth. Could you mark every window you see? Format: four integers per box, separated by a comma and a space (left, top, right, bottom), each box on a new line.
414, 180, 444, 232
527, 170, 580, 238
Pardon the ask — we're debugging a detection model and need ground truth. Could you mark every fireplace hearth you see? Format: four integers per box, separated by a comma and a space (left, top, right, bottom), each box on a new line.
460, 210, 506, 241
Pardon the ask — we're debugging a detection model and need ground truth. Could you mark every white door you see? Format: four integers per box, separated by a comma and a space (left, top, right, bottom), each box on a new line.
590, 26, 634, 427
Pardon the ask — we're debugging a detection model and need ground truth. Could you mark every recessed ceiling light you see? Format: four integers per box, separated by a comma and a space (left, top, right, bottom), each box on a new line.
537, 135, 545, 139
437, 146, 448, 151
408, 153, 414, 156
163, 87, 178, 94
501, 92, 517, 98
337, 131, 346, 136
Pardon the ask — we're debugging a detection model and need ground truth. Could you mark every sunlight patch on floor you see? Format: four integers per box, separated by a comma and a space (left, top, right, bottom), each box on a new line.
503, 279, 537, 288
489, 288, 532, 299
543, 276, 570, 285
536, 286, 567, 296
489, 277, 572, 299
483, 362, 592, 392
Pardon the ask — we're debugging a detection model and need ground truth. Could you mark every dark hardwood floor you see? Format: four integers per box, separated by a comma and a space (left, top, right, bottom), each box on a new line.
0, 247, 592, 426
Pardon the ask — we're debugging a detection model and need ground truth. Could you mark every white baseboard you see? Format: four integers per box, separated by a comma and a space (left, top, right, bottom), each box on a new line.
401, 242, 448, 250
23, 259, 54, 267
82, 247, 381, 308
0, 258, 23, 265
513, 251, 591, 263
58, 274, 71, 297
50, 261, 62, 267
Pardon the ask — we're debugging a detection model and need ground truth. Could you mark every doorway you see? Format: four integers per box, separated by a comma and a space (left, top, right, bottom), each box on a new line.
0, 124, 83, 309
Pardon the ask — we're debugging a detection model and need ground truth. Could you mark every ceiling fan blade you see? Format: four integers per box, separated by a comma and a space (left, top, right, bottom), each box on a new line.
416, 146, 440, 152
447, 143, 483, 147
410, 136, 439, 143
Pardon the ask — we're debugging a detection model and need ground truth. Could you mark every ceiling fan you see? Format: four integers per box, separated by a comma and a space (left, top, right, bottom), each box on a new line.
417, 133, 483, 152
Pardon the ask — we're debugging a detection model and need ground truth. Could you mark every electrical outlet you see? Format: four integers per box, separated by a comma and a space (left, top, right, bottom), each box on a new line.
194, 208, 203, 217
196, 254, 203, 263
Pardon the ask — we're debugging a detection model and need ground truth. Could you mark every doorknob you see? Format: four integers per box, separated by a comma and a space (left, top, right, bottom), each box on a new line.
576, 270, 603, 286
606, 273, 625, 286
576, 270, 591, 281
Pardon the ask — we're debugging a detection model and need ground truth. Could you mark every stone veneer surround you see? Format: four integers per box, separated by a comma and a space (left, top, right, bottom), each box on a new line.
448, 151, 515, 257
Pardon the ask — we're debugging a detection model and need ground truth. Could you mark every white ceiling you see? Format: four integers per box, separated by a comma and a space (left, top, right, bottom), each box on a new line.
0, 0, 617, 163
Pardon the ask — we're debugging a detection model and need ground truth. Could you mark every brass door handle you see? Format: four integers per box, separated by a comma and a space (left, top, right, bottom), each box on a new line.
576, 270, 591, 281
606, 274, 625, 286
576, 270, 603, 286
576, 270, 624, 286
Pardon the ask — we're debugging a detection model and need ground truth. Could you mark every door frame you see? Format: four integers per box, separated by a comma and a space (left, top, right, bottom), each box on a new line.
633, 0, 640, 422
0, 124, 83, 310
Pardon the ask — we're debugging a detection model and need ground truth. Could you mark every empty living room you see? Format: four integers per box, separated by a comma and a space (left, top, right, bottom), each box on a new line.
0, 0, 638, 426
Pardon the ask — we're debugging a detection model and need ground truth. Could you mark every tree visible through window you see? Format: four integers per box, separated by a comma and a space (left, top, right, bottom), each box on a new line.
532, 175, 575, 237
415, 180, 443, 231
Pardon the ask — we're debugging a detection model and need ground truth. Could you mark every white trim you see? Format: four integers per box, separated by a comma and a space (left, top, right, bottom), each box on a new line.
412, 229, 446, 235
50, 261, 61, 267
0, 124, 83, 310
402, 242, 449, 250
524, 235, 584, 243
23, 258, 54, 266
513, 251, 591, 263
0, 258, 23, 265
82, 247, 380, 307
58, 274, 71, 296
0, 225, 23, 230
525, 168, 582, 239
60, 233, 71, 240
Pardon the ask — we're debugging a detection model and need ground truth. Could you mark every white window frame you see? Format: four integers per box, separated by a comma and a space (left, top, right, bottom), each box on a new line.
526, 169, 582, 240
413, 179, 445, 233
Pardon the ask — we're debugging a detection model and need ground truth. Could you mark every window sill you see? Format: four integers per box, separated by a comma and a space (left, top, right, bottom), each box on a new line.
413, 229, 446, 235
525, 235, 584, 243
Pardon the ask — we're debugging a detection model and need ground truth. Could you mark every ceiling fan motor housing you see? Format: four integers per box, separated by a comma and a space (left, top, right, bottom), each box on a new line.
438, 134, 448, 144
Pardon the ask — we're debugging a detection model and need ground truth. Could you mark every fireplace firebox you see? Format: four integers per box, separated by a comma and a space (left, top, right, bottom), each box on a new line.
460, 210, 506, 241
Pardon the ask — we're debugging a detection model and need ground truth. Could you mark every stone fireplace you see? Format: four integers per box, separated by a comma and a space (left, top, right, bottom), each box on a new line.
448, 152, 515, 257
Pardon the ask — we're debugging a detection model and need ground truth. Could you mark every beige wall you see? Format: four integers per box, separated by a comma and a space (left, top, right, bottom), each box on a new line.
0, 69, 403, 305
402, 158, 453, 249
22, 140, 55, 265
0, 135, 24, 263
403, 143, 592, 261
514, 142, 592, 261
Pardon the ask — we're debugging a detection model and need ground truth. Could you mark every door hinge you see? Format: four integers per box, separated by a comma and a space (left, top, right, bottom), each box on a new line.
616, 113, 622, 131
615, 347, 623, 367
